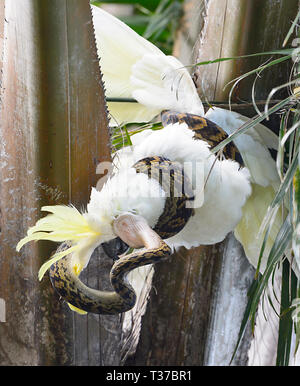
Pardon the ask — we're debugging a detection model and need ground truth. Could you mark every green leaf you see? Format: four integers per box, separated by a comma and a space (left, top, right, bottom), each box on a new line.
276, 259, 298, 366
282, 8, 300, 47
143, 0, 182, 40
229, 278, 259, 364
232, 211, 294, 365
276, 112, 290, 180
265, 79, 299, 119
232, 214, 293, 365
91, 0, 161, 10
294, 168, 300, 215
227, 56, 292, 104
260, 153, 299, 235
211, 94, 297, 154
250, 215, 293, 321
123, 125, 133, 146
292, 293, 300, 356
195, 49, 295, 68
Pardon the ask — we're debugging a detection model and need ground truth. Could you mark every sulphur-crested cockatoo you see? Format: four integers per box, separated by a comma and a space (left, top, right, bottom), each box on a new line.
91, 6, 300, 366
16, 7, 255, 314
91, 5, 287, 275
16, 6, 293, 323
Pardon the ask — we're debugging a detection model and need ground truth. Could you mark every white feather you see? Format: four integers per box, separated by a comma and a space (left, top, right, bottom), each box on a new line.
233, 184, 282, 270
91, 5, 204, 125
203, 108, 283, 273
91, 6, 162, 96
131, 54, 204, 116
87, 169, 166, 233
92, 5, 163, 125
125, 123, 252, 248
205, 107, 279, 188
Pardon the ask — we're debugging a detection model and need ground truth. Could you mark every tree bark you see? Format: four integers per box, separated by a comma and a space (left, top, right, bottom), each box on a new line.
194, 0, 299, 102
0, 0, 115, 365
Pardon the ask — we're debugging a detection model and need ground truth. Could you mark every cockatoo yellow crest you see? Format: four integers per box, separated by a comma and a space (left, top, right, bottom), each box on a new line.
16, 205, 102, 281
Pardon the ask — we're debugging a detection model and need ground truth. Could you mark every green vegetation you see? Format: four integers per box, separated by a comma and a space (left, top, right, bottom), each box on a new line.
91, 0, 183, 54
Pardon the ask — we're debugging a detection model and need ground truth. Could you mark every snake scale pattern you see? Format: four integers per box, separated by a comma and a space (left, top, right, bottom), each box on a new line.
49, 111, 242, 314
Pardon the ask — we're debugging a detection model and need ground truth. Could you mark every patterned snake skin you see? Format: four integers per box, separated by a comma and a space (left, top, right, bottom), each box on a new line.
49, 156, 194, 314
49, 112, 242, 314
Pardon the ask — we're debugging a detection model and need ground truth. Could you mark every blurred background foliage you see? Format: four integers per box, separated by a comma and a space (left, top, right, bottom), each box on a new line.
90, 0, 183, 54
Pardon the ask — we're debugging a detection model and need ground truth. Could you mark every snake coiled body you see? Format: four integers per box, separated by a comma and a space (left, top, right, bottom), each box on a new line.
50, 155, 194, 314
49, 112, 244, 314
161, 111, 244, 166
133, 156, 195, 238
50, 238, 171, 314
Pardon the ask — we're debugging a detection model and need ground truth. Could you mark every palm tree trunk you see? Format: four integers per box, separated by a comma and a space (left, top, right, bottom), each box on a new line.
0, 0, 115, 365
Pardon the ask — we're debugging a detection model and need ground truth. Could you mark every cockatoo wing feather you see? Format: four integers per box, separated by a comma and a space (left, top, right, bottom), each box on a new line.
93, 6, 205, 124
132, 54, 204, 116
205, 107, 279, 187
204, 107, 284, 274
92, 5, 164, 125
233, 184, 282, 271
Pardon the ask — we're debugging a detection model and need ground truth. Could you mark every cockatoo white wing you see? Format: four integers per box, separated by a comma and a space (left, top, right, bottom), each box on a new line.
92, 5, 204, 124
233, 184, 282, 271
130, 123, 251, 248
204, 107, 279, 188
91, 6, 162, 91
92, 5, 164, 125
131, 54, 204, 116
204, 107, 282, 271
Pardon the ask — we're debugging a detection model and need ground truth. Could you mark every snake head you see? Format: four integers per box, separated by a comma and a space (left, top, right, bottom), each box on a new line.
101, 213, 162, 261
113, 213, 164, 250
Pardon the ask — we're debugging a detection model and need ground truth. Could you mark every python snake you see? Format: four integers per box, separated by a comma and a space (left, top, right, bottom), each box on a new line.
49, 236, 171, 314
49, 154, 195, 314
49, 111, 242, 314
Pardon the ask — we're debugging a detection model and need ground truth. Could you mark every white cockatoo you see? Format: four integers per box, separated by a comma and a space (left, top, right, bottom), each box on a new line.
91, 6, 300, 366
92, 5, 284, 275
16, 5, 290, 305
17, 7, 255, 301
